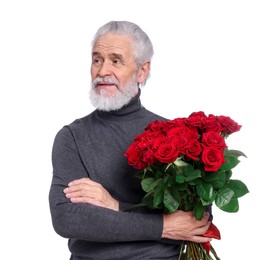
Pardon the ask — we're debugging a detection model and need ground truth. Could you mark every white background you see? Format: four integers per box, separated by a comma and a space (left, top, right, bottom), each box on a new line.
0, 0, 275, 259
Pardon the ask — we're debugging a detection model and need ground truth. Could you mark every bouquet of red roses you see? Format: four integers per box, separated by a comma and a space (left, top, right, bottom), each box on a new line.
124, 111, 249, 260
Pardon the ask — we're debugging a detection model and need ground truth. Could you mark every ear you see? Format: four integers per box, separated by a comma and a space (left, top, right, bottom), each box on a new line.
137, 61, 150, 84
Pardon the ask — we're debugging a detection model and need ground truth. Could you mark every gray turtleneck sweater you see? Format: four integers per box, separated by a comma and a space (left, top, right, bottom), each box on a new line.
49, 92, 183, 260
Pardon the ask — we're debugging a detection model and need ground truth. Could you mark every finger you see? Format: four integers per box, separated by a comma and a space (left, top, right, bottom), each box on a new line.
191, 221, 212, 236
64, 183, 87, 194
192, 212, 210, 228
65, 180, 100, 193
64, 184, 106, 201
68, 178, 102, 188
67, 185, 102, 198
65, 190, 90, 199
70, 196, 103, 206
68, 177, 91, 186
190, 235, 212, 244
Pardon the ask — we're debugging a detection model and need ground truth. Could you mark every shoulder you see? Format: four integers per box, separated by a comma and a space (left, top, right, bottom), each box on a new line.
54, 111, 95, 141
69, 111, 95, 128
142, 106, 167, 122
66, 110, 97, 131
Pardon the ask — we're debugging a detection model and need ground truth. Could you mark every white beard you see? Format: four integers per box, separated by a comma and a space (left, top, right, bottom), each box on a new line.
89, 76, 139, 111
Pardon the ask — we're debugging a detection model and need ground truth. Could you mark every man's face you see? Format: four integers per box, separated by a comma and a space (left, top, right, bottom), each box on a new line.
90, 33, 140, 111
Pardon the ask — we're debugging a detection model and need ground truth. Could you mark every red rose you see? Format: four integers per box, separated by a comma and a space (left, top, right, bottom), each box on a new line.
185, 116, 202, 129
168, 135, 187, 155
185, 140, 202, 160
167, 126, 189, 138
152, 136, 166, 152
184, 111, 206, 129
188, 111, 207, 118
154, 141, 179, 164
141, 149, 156, 166
202, 131, 227, 150
201, 115, 223, 133
146, 120, 172, 133
124, 144, 148, 170
145, 120, 163, 132
201, 147, 226, 172
170, 117, 186, 127
167, 127, 199, 155
136, 131, 159, 149
217, 115, 242, 134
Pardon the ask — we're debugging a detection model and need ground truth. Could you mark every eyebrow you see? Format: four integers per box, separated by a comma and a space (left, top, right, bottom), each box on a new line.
92, 51, 124, 60
92, 51, 101, 57
109, 53, 124, 60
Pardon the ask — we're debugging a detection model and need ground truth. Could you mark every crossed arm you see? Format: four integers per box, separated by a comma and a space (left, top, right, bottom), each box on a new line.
63, 177, 212, 243
51, 127, 212, 244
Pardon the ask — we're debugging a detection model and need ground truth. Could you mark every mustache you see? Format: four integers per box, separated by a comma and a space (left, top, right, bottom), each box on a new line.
92, 77, 119, 88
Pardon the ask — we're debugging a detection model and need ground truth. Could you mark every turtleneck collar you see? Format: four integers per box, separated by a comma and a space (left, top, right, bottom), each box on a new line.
94, 89, 143, 122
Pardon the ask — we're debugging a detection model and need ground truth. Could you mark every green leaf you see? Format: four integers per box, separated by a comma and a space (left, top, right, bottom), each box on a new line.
225, 170, 233, 180
194, 201, 205, 220
142, 192, 154, 209
141, 178, 157, 192
174, 158, 189, 167
165, 165, 177, 178
201, 197, 215, 206
181, 200, 193, 211
165, 163, 173, 171
163, 189, 179, 213
196, 182, 213, 201
175, 175, 185, 183
184, 166, 202, 181
153, 177, 169, 208
156, 169, 165, 179
134, 170, 145, 179
227, 179, 249, 198
171, 185, 181, 204
220, 155, 240, 171
224, 149, 247, 158
175, 182, 189, 191
215, 188, 239, 212
204, 170, 226, 189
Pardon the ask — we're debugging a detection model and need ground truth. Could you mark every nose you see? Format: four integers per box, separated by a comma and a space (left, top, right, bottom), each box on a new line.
97, 61, 112, 77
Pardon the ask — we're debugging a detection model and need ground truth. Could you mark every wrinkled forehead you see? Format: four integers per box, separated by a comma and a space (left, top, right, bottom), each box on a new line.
93, 33, 135, 55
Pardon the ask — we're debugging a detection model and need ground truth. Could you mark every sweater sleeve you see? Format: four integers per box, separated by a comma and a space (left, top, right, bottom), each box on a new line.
49, 126, 163, 242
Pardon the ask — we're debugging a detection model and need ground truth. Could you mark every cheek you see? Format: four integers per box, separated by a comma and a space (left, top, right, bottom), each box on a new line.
120, 73, 137, 88
119, 68, 137, 82
91, 67, 97, 80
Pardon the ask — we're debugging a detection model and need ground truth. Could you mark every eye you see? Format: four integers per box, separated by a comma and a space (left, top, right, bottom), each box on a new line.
113, 58, 122, 65
92, 57, 103, 65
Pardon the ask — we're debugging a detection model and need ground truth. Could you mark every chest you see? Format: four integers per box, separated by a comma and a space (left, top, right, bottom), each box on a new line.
78, 121, 147, 201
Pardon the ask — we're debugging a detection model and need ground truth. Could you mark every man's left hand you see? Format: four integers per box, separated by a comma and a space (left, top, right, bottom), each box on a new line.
63, 178, 119, 211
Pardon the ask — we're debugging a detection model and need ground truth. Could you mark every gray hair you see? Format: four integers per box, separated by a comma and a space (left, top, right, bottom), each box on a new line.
91, 21, 154, 85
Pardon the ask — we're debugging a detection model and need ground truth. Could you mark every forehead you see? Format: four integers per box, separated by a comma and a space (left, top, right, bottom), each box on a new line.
93, 33, 134, 56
